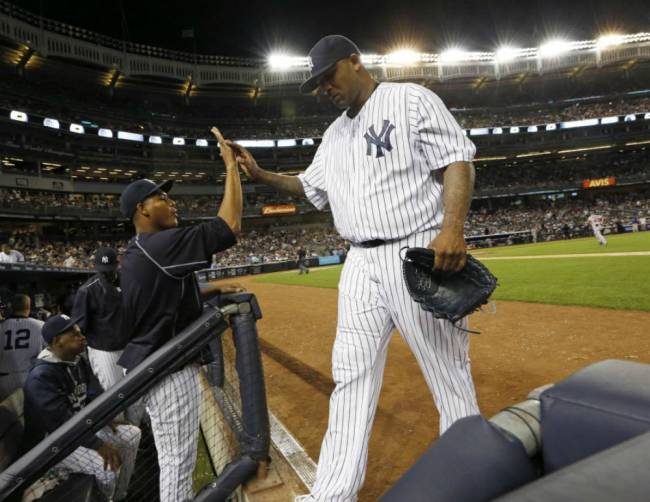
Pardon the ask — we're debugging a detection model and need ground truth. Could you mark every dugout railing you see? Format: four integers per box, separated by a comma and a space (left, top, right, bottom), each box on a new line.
0, 293, 270, 502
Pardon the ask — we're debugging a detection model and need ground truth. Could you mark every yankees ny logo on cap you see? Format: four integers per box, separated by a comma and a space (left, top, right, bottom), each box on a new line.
102, 256, 109, 264
364, 120, 395, 158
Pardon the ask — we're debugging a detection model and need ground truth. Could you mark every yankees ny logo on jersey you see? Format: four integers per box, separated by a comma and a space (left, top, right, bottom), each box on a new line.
364, 119, 395, 158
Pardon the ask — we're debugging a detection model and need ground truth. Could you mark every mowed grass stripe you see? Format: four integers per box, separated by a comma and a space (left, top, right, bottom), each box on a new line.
470, 232, 650, 257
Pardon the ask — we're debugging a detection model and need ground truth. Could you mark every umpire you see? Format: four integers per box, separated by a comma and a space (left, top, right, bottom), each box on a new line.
117, 127, 242, 502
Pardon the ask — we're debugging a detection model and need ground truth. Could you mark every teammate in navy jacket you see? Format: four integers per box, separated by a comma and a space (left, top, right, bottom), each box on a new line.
117, 127, 242, 502
23, 314, 141, 501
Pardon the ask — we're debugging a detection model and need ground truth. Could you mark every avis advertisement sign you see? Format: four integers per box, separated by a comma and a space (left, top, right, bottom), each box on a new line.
582, 177, 616, 189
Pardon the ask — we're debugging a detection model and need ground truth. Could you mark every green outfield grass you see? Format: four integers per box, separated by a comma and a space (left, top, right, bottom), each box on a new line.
254, 232, 650, 311
471, 231, 650, 257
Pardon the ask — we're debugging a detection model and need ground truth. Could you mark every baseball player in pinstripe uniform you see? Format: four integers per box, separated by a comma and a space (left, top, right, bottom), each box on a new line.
229, 35, 480, 501
71, 247, 145, 424
0, 294, 43, 401
117, 128, 242, 502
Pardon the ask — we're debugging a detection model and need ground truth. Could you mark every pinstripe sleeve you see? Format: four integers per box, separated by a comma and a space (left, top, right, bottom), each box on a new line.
298, 141, 329, 210
410, 84, 476, 170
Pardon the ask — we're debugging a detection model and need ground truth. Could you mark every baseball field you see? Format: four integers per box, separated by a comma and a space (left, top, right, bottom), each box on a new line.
218, 232, 650, 500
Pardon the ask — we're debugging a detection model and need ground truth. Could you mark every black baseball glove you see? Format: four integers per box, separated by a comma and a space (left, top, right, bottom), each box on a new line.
402, 247, 497, 324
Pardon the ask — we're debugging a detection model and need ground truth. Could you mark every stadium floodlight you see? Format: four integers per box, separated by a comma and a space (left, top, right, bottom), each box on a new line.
98, 128, 113, 138
302, 138, 315, 146
195, 139, 208, 147
495, 46, 519, 63
361, 53, 383, 65
386, 49, 420, 66
492, 127, 503, 135
69, 123, 85, 134
509, 126, 520, 133
43, 118, 60, 129
439, 48, 467, 64
268, 53, 310, 70
148, 135, 162, 144
10, 110, 28, 122
596, 34, 625, 49
545, 123, 557, 131
277, 139, 297, 147
624, 114, 636, 122
539, 39, 571, 58
117, 131, 144, 142
173, 137, 186, 145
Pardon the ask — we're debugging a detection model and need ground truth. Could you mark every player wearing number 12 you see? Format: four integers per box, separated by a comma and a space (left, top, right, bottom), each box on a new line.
0, 294, 43, 401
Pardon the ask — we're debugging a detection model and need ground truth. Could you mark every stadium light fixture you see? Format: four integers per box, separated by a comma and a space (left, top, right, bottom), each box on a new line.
439, 48, 467, 64
268, 53, 310, 70
624, 114, 636, 122
10, 110, 28, 122
69, 123, 85, 134
545, 123, 557, 131
509, 126, 520, 133
148, 135, 162, 144
596, 34, 625, 49
117, 131, 144, 142
495, 46, 519, 63
492, 127, 503, 135
43, 118, 60, 129
539, 39, 571, 58
98, 128, 113, 138
386, 49, 420, 66
195, 139, 208, 147
173, 137, 186, 145
302, 138, 315, 146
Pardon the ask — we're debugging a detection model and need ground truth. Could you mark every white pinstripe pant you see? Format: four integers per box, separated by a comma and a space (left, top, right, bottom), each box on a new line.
301, 229, 479, 502
144, 364, 200, 502
22, 424, 141, 502
87, 347, 146, 425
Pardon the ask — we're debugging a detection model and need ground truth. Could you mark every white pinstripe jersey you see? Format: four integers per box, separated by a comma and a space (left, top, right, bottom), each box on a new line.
0, 317, 44, 373
299, 82, 476, 242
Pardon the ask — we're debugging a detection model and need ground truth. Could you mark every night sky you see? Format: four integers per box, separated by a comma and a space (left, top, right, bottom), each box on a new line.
10, 0, 650, 58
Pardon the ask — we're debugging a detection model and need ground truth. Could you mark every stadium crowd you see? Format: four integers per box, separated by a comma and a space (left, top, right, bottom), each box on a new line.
3, 195, 648, 268
2, 72, 650, 139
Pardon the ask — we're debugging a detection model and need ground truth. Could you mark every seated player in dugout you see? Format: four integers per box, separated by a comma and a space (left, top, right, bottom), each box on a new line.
22, 314, 141, 502
116, 127, 243, 502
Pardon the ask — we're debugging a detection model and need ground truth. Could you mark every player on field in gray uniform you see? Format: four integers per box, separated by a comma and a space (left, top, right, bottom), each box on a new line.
228, 35, 480, 502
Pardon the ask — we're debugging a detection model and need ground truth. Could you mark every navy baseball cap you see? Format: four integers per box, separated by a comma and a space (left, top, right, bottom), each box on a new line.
119, 179, 174, 219
300, 35, 361, 94
94, 246, 118, 272
42, 314, 83, 345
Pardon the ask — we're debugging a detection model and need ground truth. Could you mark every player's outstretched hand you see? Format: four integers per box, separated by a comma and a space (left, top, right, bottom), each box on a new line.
210, 127, 237, 168
427, 229, 467, 273
226, 140, 262, 181
97, 442, 122, 471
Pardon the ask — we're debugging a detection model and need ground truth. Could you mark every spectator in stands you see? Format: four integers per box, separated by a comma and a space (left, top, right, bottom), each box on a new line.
0, 243, 25, 263
117, 128, 242, 502
0, 294, 43, 401
22, 314, 141, 502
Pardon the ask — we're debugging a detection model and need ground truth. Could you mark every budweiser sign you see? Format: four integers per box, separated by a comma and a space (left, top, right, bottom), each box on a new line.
261, 204, 297, 216
582, 177, 616, 189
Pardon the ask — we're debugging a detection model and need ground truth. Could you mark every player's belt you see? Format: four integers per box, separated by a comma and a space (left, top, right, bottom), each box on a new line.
354, 239, 390, 248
